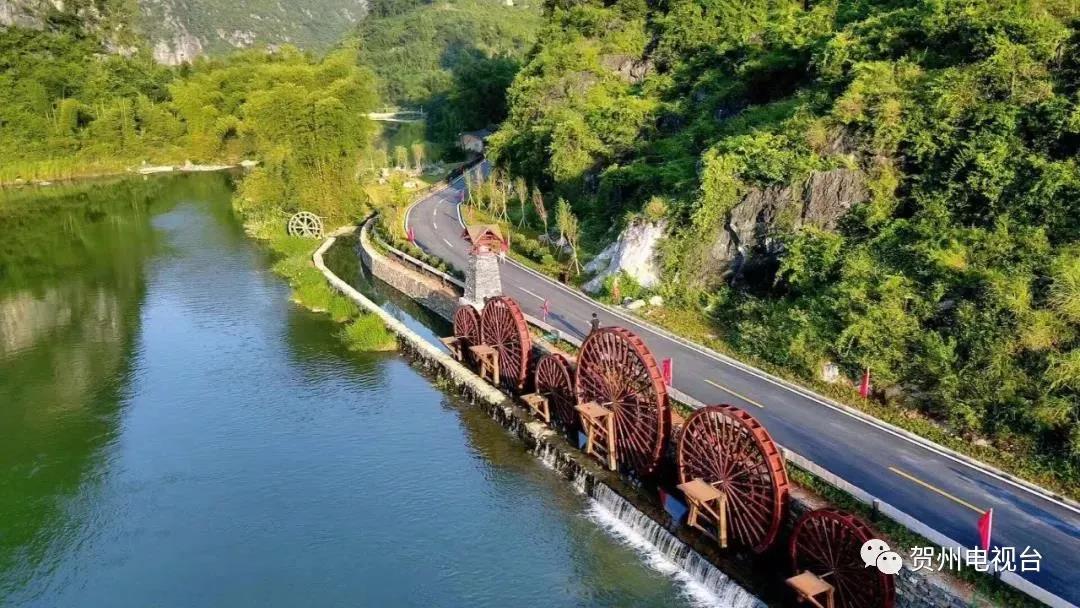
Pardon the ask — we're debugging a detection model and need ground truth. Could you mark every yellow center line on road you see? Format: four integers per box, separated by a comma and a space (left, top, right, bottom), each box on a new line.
703, 379, 765, 408
888, 467, 986, 514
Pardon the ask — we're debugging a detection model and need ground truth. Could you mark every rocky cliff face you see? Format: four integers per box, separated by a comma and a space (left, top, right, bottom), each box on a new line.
138, 0, 368, 64
1, 0, 107, 29
705, 168, 868, 284
1, 0, 368, 64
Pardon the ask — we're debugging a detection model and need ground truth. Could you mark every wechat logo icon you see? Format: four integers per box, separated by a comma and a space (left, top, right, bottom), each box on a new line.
861, 539, 904, 575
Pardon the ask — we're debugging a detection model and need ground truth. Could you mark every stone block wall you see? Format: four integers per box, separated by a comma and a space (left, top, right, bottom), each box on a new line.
356, 223, 460, 322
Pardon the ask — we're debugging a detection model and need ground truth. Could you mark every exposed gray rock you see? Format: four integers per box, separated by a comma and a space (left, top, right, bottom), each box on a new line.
648, 295, 663, 307
704, 168, 868, 284
625, 299, 646, 310
600, 54, 654, 85
800, 168, 868, 230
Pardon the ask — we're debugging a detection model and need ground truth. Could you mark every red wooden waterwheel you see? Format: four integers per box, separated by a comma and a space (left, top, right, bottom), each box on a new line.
574, 326, 668, 477
480, 296, 531, 391
789, 508, 896, 608
677, 404, 789, 553
534, 353, 576, 429
453, 304, 482, 347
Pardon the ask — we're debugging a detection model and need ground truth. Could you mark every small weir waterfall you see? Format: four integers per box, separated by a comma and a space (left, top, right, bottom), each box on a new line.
586, 484, 766, 608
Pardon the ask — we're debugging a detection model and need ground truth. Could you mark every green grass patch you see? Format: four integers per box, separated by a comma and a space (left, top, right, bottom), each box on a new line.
340, 313, 397, 352
253, 229, 398, 353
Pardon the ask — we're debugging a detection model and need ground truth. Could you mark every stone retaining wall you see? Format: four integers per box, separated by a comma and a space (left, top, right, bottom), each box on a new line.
356, 222, 460, 322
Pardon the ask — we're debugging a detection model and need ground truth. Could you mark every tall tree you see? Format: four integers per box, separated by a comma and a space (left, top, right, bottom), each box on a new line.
555, 198, 580, 274
513, 176, 528, 227
532, 186, 548, 235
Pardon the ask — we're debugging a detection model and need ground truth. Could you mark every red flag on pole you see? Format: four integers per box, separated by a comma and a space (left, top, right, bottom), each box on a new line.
978, 508, 993, 551
406, 226, 415, 243
541, 299, 550, 322
859, 367, 871, 399
661, 358, 673, 386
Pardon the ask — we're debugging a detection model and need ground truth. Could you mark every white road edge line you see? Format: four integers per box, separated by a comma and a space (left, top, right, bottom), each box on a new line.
435, 180, 1079, 516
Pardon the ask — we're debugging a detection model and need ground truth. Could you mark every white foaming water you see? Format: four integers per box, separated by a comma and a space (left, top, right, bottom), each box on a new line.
570, 469, 589, 494
586, 484, 766, 608
535, 443, 559, 470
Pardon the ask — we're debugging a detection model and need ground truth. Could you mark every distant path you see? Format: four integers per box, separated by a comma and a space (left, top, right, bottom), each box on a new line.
407, 161, 1080, 608
366, 109, 426, 123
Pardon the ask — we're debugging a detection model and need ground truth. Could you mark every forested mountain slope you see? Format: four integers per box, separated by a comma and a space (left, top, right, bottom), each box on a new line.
490, 0, 1080, 469
358, 0, 542, 142
0, 0, 368, 63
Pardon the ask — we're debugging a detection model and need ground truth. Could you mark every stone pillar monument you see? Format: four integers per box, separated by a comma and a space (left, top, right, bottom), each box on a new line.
462, 225, 505, 307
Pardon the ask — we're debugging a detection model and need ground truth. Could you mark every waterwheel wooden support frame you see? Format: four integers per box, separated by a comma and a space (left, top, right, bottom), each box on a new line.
676, 404, 789, 553
789, 508, 896, 608
574, 326, 668, 477
479, 296, 531, 392
444, 304, 481, 364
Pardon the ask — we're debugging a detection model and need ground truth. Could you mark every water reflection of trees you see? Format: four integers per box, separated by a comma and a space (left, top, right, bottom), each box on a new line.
0, 176, 203, 595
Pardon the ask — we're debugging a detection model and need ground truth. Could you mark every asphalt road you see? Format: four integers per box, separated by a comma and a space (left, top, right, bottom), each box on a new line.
407, 165, 1080, 607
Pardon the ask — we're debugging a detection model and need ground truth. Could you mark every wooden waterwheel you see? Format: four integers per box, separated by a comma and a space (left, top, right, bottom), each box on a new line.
534, 353, 576, 429
287, 211, 323, 238
452, 304, 482, 365
574, 327, 668, 477
480, 296, 531, 391
676, 404, 789, 553
789, 508, 896, 608
453, 305, 481, 347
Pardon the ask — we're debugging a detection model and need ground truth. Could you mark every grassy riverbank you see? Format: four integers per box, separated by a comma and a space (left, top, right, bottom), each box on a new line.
243, 216, 397, 353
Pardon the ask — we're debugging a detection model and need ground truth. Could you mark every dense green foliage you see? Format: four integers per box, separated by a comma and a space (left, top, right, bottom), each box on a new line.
357, 0, 542, 143
0, 21, 175, 178
491, 0, 1080, 468
0, 12, 379, 220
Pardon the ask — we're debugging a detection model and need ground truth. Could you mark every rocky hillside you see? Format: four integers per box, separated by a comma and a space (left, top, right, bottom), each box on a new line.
137, 0, 367, 64
0, 0, 368, 63
490, 0, 1080, 465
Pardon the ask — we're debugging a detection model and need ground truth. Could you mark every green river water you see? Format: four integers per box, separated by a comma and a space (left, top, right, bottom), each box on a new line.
0, 173, 713, 607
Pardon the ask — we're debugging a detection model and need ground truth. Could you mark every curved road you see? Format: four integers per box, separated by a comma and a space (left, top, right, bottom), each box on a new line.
407, 165, 1080, 607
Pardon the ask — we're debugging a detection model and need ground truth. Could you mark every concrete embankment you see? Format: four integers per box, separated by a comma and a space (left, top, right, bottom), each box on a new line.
322, 222, 1016, 608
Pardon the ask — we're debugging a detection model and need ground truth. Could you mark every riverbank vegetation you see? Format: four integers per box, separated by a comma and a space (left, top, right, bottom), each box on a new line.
1, 0, 540, 354
488, 0, 1080, 492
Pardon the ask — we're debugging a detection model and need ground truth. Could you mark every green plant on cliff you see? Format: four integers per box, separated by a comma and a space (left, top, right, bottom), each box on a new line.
489, 0, 1080, 491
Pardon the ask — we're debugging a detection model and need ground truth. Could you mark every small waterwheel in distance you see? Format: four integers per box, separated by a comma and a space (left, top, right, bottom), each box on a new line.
287, 211, 324, 238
